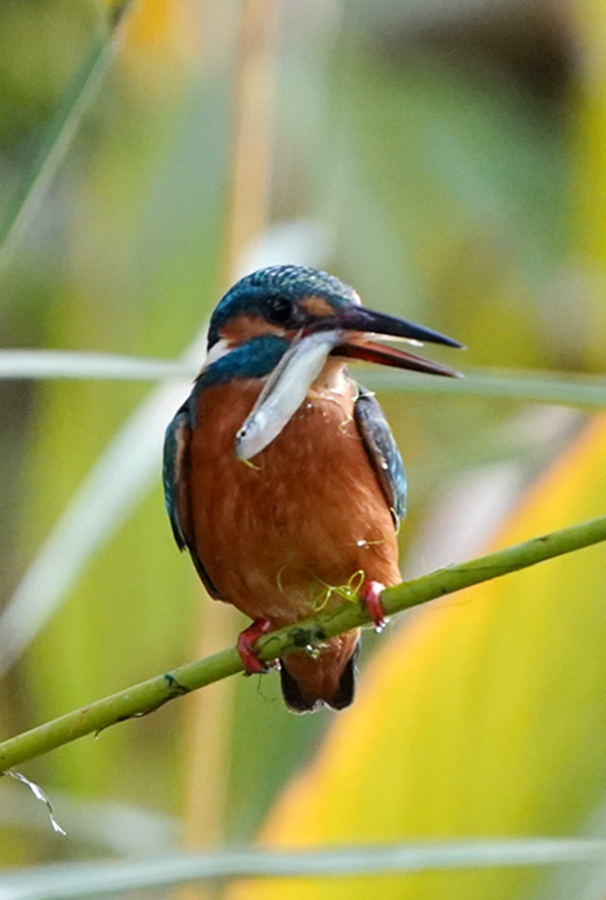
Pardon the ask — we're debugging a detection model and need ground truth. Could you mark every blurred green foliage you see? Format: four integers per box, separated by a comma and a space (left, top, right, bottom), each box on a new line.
0, 2, 603, 898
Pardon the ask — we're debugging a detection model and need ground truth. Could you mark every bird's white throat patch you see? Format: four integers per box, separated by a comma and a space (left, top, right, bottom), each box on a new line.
203, 338, 232, 369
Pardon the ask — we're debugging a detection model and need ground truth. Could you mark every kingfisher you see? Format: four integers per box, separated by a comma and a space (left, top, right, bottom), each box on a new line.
163, 265, 462, 712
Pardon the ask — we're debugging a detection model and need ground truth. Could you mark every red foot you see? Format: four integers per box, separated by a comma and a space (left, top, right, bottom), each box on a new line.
237, 619, 271, 674
361, 581, 389, 632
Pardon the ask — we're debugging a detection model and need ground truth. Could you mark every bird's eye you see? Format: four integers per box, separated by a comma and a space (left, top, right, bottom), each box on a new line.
266, 294, 292, 325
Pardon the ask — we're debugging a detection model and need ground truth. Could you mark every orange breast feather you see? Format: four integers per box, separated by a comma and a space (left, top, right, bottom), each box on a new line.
187, 378, 400, 627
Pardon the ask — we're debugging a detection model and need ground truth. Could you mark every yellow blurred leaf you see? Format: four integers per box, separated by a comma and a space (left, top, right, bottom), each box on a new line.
114, 0, 206, 79
228, 415, 606, 899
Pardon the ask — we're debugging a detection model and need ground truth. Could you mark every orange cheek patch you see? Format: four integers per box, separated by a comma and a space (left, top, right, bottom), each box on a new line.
300, 295, 335, 317
220, 314, 284, 344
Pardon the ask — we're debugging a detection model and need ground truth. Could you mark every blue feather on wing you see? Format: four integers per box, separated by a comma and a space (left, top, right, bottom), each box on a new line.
354, 385, 407, 526
163, 400, 221, 599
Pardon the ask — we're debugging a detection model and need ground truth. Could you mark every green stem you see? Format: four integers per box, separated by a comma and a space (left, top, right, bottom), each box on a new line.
1, 513, 606, 771
0, 354, 603, 411
5, 840, 606, 893
363, 368, 606, 408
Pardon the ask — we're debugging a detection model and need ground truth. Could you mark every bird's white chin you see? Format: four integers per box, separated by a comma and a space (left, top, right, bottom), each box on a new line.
202, 338, 232, 369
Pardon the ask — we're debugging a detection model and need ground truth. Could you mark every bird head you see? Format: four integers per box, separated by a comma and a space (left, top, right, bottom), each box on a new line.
203, 265, 463, 459
207, 264, 462, 374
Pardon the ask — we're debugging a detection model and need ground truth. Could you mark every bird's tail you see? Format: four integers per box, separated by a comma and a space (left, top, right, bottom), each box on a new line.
279, 631, 360, 713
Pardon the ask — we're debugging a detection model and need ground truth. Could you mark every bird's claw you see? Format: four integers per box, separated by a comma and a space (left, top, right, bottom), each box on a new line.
361, 581, 389, 633
237, 619, 271, 674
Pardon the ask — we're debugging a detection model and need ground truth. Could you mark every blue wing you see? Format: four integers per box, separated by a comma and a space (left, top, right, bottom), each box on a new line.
354, 384, 406, 526
163, 404, 191, 551
163, 399, 221, 599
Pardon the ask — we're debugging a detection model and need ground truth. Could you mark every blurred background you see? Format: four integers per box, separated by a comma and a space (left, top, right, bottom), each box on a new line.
1, 0, 606, 897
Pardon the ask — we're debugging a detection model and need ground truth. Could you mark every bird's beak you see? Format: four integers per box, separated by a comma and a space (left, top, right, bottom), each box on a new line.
235, 308, 463, 461
323, 305, 464, 378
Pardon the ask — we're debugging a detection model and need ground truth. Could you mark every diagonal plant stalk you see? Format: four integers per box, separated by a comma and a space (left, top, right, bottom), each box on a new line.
0, 0, 135, 276
1, 512, 606, 773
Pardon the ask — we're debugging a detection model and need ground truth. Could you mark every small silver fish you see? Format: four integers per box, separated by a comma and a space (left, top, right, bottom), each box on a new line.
234, 329, 342, 461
